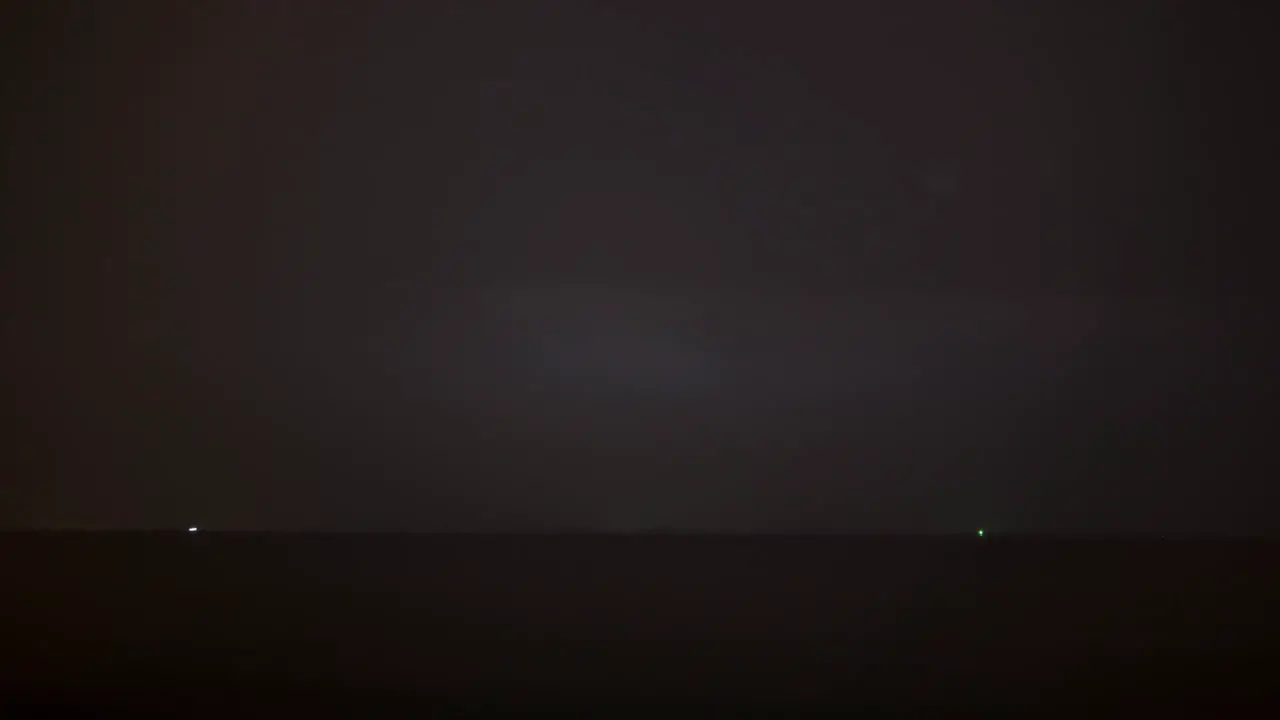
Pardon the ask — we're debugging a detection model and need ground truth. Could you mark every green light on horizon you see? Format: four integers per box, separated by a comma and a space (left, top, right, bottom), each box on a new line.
977, 529, 984, 537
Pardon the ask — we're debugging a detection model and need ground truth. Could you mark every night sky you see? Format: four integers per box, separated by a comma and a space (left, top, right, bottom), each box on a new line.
5, 1, 1275, 533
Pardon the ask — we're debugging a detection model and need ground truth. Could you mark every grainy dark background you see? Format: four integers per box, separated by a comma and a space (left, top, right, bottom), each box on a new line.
3, 1, 1276, 532
4, 5, 1278, 711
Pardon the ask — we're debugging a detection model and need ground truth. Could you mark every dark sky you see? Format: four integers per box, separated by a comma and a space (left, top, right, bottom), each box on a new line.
4, 1, 1275, 532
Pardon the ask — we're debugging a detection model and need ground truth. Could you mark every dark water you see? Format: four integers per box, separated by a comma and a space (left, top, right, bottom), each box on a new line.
3, 533, 1276, 713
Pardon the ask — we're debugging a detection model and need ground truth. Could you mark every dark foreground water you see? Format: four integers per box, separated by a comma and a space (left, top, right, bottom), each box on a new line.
2, 533, 1276, 714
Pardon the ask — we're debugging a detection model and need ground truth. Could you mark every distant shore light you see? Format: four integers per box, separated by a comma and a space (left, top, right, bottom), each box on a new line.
188, 527, 198, 533
977, 529, 984, 537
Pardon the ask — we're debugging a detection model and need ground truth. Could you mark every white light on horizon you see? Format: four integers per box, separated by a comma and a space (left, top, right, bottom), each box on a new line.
188, 527, 198, 533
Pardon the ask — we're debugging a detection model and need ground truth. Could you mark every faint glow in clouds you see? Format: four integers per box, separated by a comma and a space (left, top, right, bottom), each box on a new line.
509, 288, 718, 397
